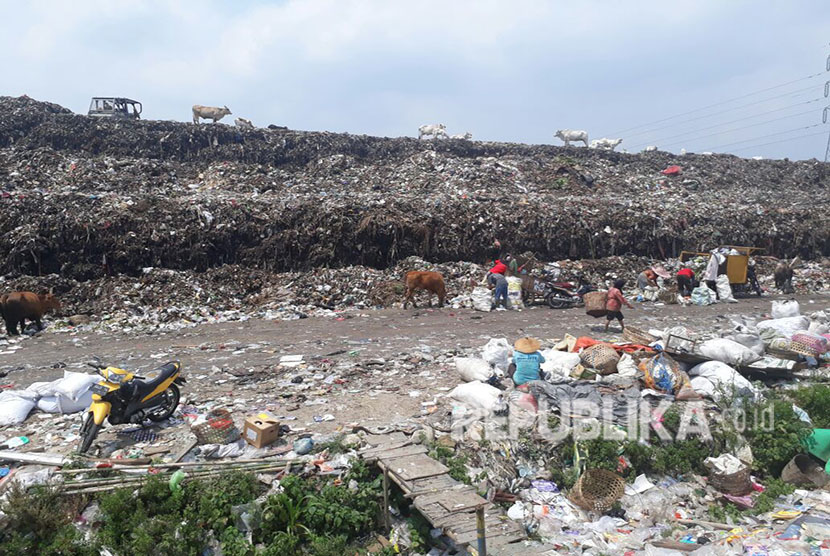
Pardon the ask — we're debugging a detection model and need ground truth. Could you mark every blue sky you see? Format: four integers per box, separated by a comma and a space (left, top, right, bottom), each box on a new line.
2, 0, 829, 159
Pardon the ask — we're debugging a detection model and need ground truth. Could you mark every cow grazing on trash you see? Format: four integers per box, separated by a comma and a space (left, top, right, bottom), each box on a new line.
403, 271, 446, 309
642, 145, 658, 152
234, 117, 254, 129
418, 124, 448, 140
554, 129, 589, 147
450, 132, 473, 140
192, 105, 232, 124
589, 138, 623, 151
2, 291, 61, 336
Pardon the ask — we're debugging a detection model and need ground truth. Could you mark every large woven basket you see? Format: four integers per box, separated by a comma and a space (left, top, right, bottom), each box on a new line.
580, 344, 620, 375
584, 291, 608, 318
622, 326, 657, 346
569, 469, 625, 512
191, 409, 241, 445
708, 467, 752, 496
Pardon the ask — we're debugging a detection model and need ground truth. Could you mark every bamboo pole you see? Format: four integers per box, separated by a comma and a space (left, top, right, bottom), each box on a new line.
55, 458, 304, 475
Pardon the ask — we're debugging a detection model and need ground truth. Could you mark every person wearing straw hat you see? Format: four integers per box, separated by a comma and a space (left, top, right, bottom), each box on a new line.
509, 337, 545, 386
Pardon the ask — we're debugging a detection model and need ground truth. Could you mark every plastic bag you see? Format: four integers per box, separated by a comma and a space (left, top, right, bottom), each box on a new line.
772, 300, 800, 319
454, 357, 493, 382
0, 392, 36, 425
690, 285, 715, 306
726, 332, 765, 356
756, 316, 810, 339
448, 380, 501, 410
616, 353, 638, 377
471, 286, 492, 312
715, 275, 737, 303
481, 338, 512, 372
699, 338, 762, 366
641, 353, 685, 394
539, 349, 581, 378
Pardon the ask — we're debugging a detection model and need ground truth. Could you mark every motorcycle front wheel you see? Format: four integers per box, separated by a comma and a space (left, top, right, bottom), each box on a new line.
77, 412, 101, 454
147, 384, 181, 422
547, 295, 572, 309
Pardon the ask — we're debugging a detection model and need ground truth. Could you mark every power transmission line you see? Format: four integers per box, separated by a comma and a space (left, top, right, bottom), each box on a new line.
706, 123, 824, 151
640, 108, 818, 150
726, 129, 828, 153
606, 71, 825, 136
622, 84, 820, 141
628, 97, 823, 149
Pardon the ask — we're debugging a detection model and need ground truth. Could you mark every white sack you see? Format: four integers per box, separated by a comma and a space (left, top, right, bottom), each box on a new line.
539, 349, 581, 378
716, 275, 737, 303
506, 277, 524, 309
449, 381, 501, 410
771, 300, 800, 319
726, 332, 765, 357
691, 285, 715, 306
471, 287, 492, 312
616, 353, 638, 377
53, 371, 100, 401
689, 361, 755, 401
482, 338, 512, 372
25, 381, 60, 397
454, 358, 493, 382
699, 338, 762, 366
808, 322, 829, 336
0, 392, 36, 426
756, 316, 810, 339
689, 376, 716, 399
36, 396, 61, 413
58, 391, 93, 414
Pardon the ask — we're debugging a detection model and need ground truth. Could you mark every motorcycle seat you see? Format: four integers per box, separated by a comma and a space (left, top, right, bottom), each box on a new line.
134, 361, 180, 397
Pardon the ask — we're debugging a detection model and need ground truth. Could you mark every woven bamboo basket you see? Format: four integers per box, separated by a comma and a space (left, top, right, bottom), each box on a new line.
191, 409, 241, 445
622, 326, 657, 346
708, 467, 752, 496
580, 344, 620, 375
584, 291, 608, 318
569, 469, 626, 512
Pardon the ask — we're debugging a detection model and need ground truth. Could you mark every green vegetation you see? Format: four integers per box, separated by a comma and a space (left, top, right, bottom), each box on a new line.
428, 442, 471, 484
0, 462, 385, 556
789, 384, 830, 428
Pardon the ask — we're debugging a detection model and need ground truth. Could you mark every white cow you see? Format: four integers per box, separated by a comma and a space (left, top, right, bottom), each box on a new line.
752, 156, 764, 160
642, 145, 658, 152
419, 123, 448, 139
450, 132, 472, 140
234, 117, 254, 130
589, 138, 623, 151
554, 129, 589, 147
192, 105, 232, 124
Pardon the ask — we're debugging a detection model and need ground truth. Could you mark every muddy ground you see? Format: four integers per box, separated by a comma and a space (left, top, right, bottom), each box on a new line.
1, 294, 827, 455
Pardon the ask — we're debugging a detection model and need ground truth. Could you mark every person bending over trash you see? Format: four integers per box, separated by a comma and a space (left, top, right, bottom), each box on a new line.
508, 337, 545, 386
604, 279, 633, 332
636, 269, 657, 292
676, 267, 695, 297
489, 259, 508, 276
487, 271, 510, 309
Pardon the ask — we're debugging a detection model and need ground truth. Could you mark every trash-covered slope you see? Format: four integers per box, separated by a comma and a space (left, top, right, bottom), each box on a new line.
0, 95, 828, 281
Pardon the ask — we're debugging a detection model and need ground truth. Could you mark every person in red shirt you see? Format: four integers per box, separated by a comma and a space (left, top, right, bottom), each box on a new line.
489, 260, 508, 276
604, 279, 633, 332
676, 267, 695, 297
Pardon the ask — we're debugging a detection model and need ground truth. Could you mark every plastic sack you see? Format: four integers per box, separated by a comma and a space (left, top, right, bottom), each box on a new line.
482, 338, 512, 372
715, 275, 736, 303
53, 371, 101, 402
699, 338, 762, 366
506, 277, 524, 309
772, 300, 800, 319
36, 396, 61, 413
449, 380, 501, 410
539, 349, 581, 378
616, 353, 638, 377
454, 357, 493, 382
691, 285, 715, 305
0, 392, 37, 426
58, 390, 94, 413
689, 361, 755, 401
471, 286, 492, 312
641, 353, 686, 394
756, 316, 810, 339
726, 332, 765, 356
641, 286, 659, 302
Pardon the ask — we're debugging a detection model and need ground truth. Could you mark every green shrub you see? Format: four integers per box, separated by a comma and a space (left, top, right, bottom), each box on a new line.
789, 385, 830, 428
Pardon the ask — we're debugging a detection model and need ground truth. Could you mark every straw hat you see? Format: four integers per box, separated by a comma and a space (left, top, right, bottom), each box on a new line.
514, 337, 541, 354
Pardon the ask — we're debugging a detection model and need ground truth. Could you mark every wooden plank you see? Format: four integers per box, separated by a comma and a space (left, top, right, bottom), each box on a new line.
368, 444, 426, 461
171, 438, 198, 463
361, 440, 411, 456
386, 453, 448, 481
0, 451, 67, 466
407, 473, 458, 495
413, 485, 476, 508
454, 526, 524, 546
438, 490, 488, 513
489, 541, 558, 555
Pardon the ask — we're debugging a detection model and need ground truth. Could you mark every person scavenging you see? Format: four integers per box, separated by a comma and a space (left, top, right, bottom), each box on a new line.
636, 269, 657, 293
704, 251, 724, 300
604, 279, 633, 332
507, 337, 545, 386
487, 268, 510, 309
676, 266, 695, 297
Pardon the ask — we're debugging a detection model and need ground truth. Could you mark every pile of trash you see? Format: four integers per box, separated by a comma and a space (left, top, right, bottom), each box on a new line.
1, 95, 828, 284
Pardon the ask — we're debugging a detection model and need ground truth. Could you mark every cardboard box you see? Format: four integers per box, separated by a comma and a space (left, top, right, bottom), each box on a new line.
243, 412, 280, 448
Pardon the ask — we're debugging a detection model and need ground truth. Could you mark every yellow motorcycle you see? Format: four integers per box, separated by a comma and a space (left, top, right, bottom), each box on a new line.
78, 359, 185, 454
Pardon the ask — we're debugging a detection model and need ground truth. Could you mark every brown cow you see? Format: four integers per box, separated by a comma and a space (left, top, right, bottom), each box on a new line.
2, 291, 61, 336
403, 271, 446, 309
